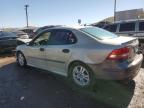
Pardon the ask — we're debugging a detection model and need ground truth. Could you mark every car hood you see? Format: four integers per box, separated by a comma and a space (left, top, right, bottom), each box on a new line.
100, 36, 137, 45
17, 38, 32, 43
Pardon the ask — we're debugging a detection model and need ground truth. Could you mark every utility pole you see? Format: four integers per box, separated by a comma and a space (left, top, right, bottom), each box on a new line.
114, 0, 117, 22
25, 4, 29, 27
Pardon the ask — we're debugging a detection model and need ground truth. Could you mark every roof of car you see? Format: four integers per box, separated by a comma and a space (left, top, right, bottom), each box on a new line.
44, 25, 92, 30
33, 25, 94, 35
37, 25, 93, 30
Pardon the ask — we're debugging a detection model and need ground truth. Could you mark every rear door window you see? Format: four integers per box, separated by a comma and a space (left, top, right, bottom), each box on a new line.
104, 24, 117, 32
139, 21, 144, 31
48, 29, 77, 45
119, 22, 135, 32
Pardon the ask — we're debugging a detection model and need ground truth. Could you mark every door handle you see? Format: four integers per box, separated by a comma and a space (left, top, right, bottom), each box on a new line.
62, 49, 70, 53
40, 48, 45, 52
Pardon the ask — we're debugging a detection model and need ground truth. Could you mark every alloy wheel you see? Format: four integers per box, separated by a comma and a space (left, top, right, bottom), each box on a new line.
18, 53, 25, 66
72, 66, 90, 86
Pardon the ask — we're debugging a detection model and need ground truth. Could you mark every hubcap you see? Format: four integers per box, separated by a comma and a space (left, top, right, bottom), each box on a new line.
72, 66, 90, 86
18, 54, 24, 66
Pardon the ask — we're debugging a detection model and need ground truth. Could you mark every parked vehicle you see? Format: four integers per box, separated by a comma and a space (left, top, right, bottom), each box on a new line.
16, 26, 143, 88
12, 31, 29, 39
19, 28, 35, 39
103, 19, 144, 53
0, 31, 18, 52
0, 30, 32, 52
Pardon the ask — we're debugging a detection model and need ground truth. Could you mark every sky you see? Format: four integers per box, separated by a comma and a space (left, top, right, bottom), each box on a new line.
0, 0, 143, 28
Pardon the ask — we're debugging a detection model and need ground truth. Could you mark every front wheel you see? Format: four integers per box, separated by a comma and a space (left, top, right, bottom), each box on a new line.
68, 62, 95, 89
17, 52, 27, 67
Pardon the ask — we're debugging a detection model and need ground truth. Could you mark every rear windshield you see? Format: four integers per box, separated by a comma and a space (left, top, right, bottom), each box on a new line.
80, 27, 118, 40
103, 24, 117, 32
139, 21, 144, 31
119, 22, 135, 32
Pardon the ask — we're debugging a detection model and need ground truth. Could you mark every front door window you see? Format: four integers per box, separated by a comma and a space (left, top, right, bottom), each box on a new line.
31, 31, 51, 46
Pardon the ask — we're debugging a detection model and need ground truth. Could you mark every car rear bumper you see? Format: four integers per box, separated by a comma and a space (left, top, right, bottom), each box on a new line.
88, 54, 143, 80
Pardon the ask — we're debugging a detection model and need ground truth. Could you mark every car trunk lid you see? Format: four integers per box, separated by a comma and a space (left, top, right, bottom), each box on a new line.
102, 36, 139, 62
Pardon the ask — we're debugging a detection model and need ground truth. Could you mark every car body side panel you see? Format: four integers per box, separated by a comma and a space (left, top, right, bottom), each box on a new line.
44, 45, 72, 76
17, 45, 47, 70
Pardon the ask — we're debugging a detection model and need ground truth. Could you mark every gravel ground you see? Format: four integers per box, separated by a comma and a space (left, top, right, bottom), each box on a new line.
128, 67, 144, 108
0, 55, 144, 108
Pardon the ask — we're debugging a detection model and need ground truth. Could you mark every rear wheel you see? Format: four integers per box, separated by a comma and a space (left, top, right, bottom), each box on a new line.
17, 52, 27, 67
68, 62, 95, 89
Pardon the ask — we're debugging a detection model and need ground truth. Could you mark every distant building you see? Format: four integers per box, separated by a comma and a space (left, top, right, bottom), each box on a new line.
115, 8, 143, 21
92, 8, 144, 27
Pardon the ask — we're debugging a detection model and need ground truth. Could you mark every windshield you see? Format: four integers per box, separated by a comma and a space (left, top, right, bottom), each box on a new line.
80, 27, 118, 40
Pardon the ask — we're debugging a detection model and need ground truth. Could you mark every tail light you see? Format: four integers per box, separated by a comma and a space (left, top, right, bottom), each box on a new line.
107, 47, 130, 60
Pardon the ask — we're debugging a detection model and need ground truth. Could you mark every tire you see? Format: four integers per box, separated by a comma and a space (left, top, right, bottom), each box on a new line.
68, 62, 96, 90
17, 52, 27, 67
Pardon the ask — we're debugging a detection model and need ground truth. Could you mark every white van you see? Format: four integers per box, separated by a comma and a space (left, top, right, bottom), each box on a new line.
103, 19, 144, 53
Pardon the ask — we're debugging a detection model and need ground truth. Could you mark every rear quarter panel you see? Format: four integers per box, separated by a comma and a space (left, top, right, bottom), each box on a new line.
67, 29, 121, 66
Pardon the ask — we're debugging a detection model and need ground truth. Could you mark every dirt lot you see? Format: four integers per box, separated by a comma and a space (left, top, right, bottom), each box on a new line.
0, 54, 144, 108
